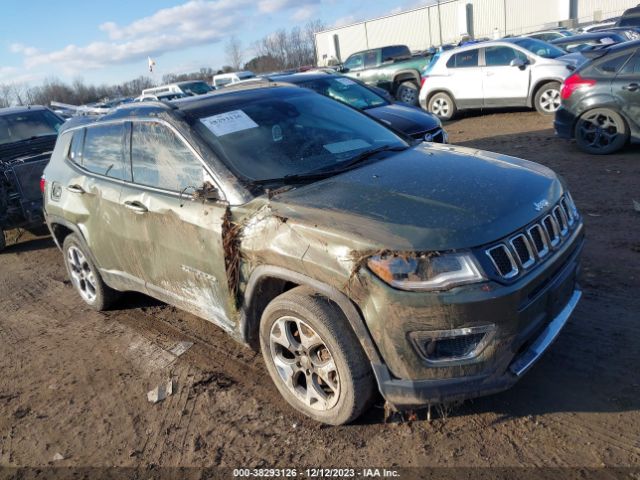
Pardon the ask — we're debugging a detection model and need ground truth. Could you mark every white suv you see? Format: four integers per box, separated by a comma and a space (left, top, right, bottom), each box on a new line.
419, 38, 577, 120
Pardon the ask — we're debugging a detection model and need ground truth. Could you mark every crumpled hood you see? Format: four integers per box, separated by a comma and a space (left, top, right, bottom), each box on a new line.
366, 103, 441, 135
270, 144, 563, 251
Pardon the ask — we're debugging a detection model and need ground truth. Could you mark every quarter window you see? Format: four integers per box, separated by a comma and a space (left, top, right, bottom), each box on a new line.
69, 128, 85, 164
446, 49, 479, 68
82, 124, 127, 180
130, 122, 206, 192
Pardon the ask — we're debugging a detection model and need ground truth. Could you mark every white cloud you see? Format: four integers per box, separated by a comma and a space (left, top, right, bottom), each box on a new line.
258, 0, 316, 14
11, 0, 321, 75
292, 5, 317, 21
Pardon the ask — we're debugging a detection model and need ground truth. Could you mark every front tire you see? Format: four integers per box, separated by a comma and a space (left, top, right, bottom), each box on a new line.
259, 286, 375, 425
428, 92, 457, 121
534, 81, 561, 115
575, 108, 629, 155
62, 234, 119, 310
395, 81, 419, 105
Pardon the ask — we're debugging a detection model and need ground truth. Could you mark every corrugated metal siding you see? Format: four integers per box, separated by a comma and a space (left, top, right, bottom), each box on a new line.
470, 0, 506, 38
366, 9, 431, 51
333, 23, 369, 62
314, 0, 639, 65
505, 0, 570, 36
576, 0, 637, 23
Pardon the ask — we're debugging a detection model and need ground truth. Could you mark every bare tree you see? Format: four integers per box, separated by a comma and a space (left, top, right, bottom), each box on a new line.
225, 35, 244, 71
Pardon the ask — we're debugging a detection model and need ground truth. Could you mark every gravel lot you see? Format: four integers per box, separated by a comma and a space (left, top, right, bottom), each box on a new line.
0, 110, 639, 473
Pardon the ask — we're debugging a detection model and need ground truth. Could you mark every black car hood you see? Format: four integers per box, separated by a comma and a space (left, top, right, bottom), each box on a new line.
0, 135, 57, 164
366, 103, 440, 136
271, 144, 563, 251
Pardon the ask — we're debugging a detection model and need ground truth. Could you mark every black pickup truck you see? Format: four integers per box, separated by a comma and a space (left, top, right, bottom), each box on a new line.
0, 106, 63, 250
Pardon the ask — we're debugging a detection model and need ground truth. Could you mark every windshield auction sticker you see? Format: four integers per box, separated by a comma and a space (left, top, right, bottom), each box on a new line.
200, 110, 259, 136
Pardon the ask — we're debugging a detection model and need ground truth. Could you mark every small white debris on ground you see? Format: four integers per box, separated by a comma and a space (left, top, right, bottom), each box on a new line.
147, 379, 176, 404
52, 452, 65, 461
169, 341, 193, 357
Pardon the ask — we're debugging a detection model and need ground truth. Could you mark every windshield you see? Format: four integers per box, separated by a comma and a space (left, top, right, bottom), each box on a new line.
192, 90, 406, 183
296, 77, 387, 110
180, 81, 213, 95
0, 109, 63, 145
507, 38, 566, 58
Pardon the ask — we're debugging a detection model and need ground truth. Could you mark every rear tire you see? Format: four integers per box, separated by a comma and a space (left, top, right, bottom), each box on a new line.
259, 286, 375, 425
428, 92, 457, 121
534, 81, 561, 115
395, 81, 419, 105
574, 108, 629, 155
62, 234, 119, 310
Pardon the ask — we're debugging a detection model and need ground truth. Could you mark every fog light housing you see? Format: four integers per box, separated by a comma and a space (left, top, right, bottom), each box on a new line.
409, 325, 495, 365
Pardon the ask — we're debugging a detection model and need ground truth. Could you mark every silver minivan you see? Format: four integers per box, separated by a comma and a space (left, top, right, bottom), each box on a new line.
418, 38, 578, 120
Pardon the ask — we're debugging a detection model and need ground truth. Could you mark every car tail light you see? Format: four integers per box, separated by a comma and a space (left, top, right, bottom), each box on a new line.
40, 174, 46, 194
560, 73, 596, 100
420, 76, 428, 88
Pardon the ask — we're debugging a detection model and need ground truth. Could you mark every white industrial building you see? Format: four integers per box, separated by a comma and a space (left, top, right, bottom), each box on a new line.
314, 0, 638, 65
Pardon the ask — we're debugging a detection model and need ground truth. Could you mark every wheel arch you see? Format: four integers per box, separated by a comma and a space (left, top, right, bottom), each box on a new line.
528, 78, 563, 108
392, 69, 421, 92
238, 265, 384, 369
570, 96, 626, 132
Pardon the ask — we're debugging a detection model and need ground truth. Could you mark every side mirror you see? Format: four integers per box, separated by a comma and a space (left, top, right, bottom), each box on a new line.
510, 58, 527, 68
192, 182, 221, 202
337, 64, 348, 73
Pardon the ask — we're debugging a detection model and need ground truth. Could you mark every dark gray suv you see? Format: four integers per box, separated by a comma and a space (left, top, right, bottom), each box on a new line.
43, 85, 584, 424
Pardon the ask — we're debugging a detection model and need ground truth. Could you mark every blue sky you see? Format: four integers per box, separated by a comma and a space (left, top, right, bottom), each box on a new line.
0, 0, 430, 87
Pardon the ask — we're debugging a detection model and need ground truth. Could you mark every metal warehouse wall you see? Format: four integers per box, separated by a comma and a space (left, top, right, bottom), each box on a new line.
576, 0, 637, 23
315, 0, 639, 66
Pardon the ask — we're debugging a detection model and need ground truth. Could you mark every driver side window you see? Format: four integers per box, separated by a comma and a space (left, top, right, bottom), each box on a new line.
130, 122, 205, 192
344, 53, 364, 71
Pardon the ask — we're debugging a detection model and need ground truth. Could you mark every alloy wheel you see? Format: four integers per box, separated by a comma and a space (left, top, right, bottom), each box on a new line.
577, 111, 622, 150
432, 98, 450, 117
66, 246, 97, 303
269, 315, 340, 411
539, 87, 561, 113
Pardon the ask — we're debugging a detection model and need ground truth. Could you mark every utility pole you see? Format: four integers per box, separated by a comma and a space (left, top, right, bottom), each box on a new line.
437, 0, 443, 46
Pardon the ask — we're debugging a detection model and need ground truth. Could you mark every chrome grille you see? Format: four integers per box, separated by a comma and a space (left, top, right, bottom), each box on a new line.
485, 194, 580, 280
510, 234, 535, 268
486, 245, 518, 278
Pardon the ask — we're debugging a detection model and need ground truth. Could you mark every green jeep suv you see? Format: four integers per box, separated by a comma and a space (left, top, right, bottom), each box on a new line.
43, 84, 584, 425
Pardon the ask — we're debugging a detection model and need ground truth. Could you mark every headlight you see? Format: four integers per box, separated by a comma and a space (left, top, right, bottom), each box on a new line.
367, 252, 485, 291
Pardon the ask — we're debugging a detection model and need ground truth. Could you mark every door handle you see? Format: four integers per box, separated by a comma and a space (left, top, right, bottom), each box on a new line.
486, 71, 495, 76
66, 184, 85, 194
623, 83, 639, 92
123, 201, 148, 214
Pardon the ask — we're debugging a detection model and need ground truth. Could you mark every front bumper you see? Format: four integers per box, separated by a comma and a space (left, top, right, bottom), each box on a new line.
357, 220, 584, 407
554, 106, 577, 139
374, 288, 581, 407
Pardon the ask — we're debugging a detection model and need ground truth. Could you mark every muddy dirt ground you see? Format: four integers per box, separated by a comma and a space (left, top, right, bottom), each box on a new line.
0, 111, 638, 474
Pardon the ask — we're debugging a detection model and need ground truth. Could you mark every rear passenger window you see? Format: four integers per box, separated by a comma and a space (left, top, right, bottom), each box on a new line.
364, 50, 379, 68
82, 124, 127, 180
131, 122, 205, 192
595, 53, 633, 75
620, 51, 640, 75
446, 49, 479, 68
